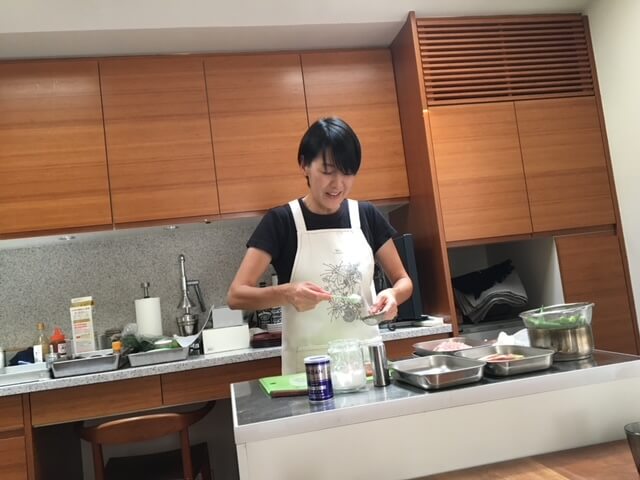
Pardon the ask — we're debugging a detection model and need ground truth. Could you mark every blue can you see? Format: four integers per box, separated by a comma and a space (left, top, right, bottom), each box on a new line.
304, 355, 333, 402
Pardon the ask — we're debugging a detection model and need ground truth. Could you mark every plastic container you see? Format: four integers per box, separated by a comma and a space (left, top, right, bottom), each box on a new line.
50, 327, 67, 360
519, 302, 594, 330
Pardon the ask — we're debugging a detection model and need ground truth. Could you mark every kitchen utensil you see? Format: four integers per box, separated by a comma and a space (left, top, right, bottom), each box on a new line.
527, 325, 594, 361
128, 347, 189, 367
454, 345, 554, 376
259, 373, 308, 398
389, 355, 485, 390
331, 294, 363, 305
413, 336, 491, 356
625, 422, 640, 474
51, 349, 122, 378
368, 342, 390, 387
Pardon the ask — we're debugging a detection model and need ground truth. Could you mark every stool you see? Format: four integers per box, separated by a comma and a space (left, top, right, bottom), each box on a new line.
79, 401, 215, 480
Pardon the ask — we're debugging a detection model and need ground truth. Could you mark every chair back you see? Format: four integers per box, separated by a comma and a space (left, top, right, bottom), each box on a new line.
80, 401, 214, 480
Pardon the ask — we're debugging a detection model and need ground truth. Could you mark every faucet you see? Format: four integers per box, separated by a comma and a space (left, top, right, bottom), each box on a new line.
177, 254, 208, 334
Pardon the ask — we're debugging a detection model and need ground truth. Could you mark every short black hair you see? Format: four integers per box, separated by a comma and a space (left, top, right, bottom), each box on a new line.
298, 117, 361, 175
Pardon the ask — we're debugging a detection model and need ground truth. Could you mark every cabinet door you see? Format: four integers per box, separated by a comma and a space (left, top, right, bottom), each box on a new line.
428, 102, 532, 243
205, 54, 309, 213
516, 97, 615, 232
301, 50, 409, 201
0, 436, 27, 480
0, 61, 112, 236
555, 233, 637, 354
100, 57, 219, 224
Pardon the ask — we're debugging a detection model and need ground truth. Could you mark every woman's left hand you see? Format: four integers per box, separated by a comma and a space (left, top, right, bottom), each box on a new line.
370, 288, 399, 321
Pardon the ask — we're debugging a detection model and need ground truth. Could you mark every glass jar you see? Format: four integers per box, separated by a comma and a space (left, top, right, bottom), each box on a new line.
327, 339, 367, 393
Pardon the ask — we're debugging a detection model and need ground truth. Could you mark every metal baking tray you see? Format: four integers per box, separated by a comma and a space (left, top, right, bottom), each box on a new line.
51, 349, 122, 378
413, 336, 491, 356
389, 355, 485, 390
454, 345, 554, 377
0, 363, 50, 386
128, 347, 189, 367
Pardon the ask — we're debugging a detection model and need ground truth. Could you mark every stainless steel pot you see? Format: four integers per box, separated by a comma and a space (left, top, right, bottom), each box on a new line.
527, 325, 594, 361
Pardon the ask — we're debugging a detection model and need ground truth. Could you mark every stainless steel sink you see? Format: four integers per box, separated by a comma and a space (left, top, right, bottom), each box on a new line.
0, 363, 50, 387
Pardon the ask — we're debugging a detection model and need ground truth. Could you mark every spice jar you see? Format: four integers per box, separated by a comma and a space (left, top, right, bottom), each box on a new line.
327, 339, 367, 393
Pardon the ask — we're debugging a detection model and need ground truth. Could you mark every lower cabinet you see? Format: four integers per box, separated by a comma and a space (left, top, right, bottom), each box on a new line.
555, 232, 638, 354
0, 436, 28, 480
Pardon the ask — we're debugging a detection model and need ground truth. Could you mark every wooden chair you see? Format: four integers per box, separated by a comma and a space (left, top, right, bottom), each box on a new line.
79, 401, 215, 480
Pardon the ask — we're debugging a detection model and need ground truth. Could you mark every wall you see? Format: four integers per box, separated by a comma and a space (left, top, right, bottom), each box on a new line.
586, 0, 640, 323
0, 218, 261, 354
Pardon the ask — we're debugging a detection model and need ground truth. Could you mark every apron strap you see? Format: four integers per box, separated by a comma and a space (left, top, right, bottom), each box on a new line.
289, 199, 307, 233
347, 199, 360, 229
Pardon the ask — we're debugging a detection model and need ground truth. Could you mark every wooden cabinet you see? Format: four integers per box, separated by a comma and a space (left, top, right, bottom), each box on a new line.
100, 57, 219, 225
301, 50, 409, 201
30, 377, 163, 426
555, 233, 638, 354
0, 60, 112, 236
205, 54, 308, 213
0, 436, 28, 480
428, 96, 616, 243
428, 102, 533, 243
516, 97, 615, 232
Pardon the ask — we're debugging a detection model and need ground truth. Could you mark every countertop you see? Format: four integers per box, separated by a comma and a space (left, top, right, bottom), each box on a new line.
0, 324, 450, 397
231, 350, 640, 444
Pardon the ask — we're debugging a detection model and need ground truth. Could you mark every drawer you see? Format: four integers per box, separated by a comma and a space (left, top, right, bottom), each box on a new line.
0, 436, 28, 480
162, 357, 281, 406
0, 396, 24, 432
30, 377, 162, 426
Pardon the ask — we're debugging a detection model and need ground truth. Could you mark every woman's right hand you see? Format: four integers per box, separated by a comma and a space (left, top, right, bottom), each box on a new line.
285, 282, 332, 312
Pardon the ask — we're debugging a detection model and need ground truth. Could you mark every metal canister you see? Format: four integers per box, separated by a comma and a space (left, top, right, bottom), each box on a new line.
368, 343, 391, 387
304, 355, 333, 402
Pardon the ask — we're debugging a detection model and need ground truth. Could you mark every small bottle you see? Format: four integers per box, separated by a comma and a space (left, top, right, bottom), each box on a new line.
50, 327, 68, 360
33, 322, 50, 363
45, 345, 57, 369
111, 340, 122, 355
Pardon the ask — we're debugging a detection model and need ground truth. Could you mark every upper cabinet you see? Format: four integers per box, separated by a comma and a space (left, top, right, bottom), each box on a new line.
301, 50, 409, 201
515, 97, 615, 232
205, 54, 308, 214
428, 102, 532, 243
100, 57, 219, 225
0, 61, 112, 236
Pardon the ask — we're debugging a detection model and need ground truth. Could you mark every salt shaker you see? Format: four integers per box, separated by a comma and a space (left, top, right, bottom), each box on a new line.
368, 343, 390, 387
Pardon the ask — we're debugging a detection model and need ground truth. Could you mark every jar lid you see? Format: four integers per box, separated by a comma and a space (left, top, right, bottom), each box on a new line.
304, 355, 330, 365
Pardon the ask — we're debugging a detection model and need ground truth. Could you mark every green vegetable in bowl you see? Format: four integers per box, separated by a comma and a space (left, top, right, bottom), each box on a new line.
526, 314, 587, 329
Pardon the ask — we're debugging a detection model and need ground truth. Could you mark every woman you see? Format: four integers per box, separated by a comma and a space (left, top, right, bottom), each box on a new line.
227, 117, 413, 374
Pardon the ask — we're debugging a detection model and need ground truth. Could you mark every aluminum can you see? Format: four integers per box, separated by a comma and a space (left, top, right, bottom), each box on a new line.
304, 355, 333, 401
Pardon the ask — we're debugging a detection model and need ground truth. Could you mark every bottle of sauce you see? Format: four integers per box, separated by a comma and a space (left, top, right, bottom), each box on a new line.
33, 322, 50, 363
50, 327, 68, 360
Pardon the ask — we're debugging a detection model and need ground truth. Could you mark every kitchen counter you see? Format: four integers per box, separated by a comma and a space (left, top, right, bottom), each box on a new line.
231, 350, 640, 480
0, 324, 450, 397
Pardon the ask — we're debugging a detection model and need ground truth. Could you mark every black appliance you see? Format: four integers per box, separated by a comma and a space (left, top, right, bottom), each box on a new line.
374, 233, 423, 322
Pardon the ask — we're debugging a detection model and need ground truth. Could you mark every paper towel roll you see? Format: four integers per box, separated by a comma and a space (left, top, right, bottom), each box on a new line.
135, 297, 163, 336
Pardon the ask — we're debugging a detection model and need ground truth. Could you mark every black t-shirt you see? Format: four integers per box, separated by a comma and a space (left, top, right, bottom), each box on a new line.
247, 199, 397, 284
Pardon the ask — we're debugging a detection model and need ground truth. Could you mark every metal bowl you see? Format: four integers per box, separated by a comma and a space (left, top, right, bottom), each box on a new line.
527, 325, 594, 361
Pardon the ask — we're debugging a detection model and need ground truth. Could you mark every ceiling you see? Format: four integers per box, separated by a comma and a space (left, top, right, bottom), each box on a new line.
1, 0, 594, 59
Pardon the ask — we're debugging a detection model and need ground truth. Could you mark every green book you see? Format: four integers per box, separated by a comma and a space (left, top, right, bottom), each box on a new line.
259, 373, 308, 397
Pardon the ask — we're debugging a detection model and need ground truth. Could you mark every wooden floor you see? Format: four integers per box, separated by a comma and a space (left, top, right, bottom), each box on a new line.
419, 440, 637, 479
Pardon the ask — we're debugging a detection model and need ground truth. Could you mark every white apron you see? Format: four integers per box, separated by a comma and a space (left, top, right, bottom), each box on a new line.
281, 199, 381, 374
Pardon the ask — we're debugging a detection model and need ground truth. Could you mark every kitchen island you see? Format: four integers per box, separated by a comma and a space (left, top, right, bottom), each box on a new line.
231, 351, 640, 480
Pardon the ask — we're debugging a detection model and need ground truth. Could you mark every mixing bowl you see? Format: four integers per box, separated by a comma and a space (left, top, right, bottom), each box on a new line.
519, 303, 594, 361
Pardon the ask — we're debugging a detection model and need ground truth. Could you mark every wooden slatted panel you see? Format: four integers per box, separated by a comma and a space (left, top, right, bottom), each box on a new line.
417, 16, 594, 105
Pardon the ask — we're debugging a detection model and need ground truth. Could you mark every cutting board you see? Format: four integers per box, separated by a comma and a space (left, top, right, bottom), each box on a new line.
259, 373, 308, 398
